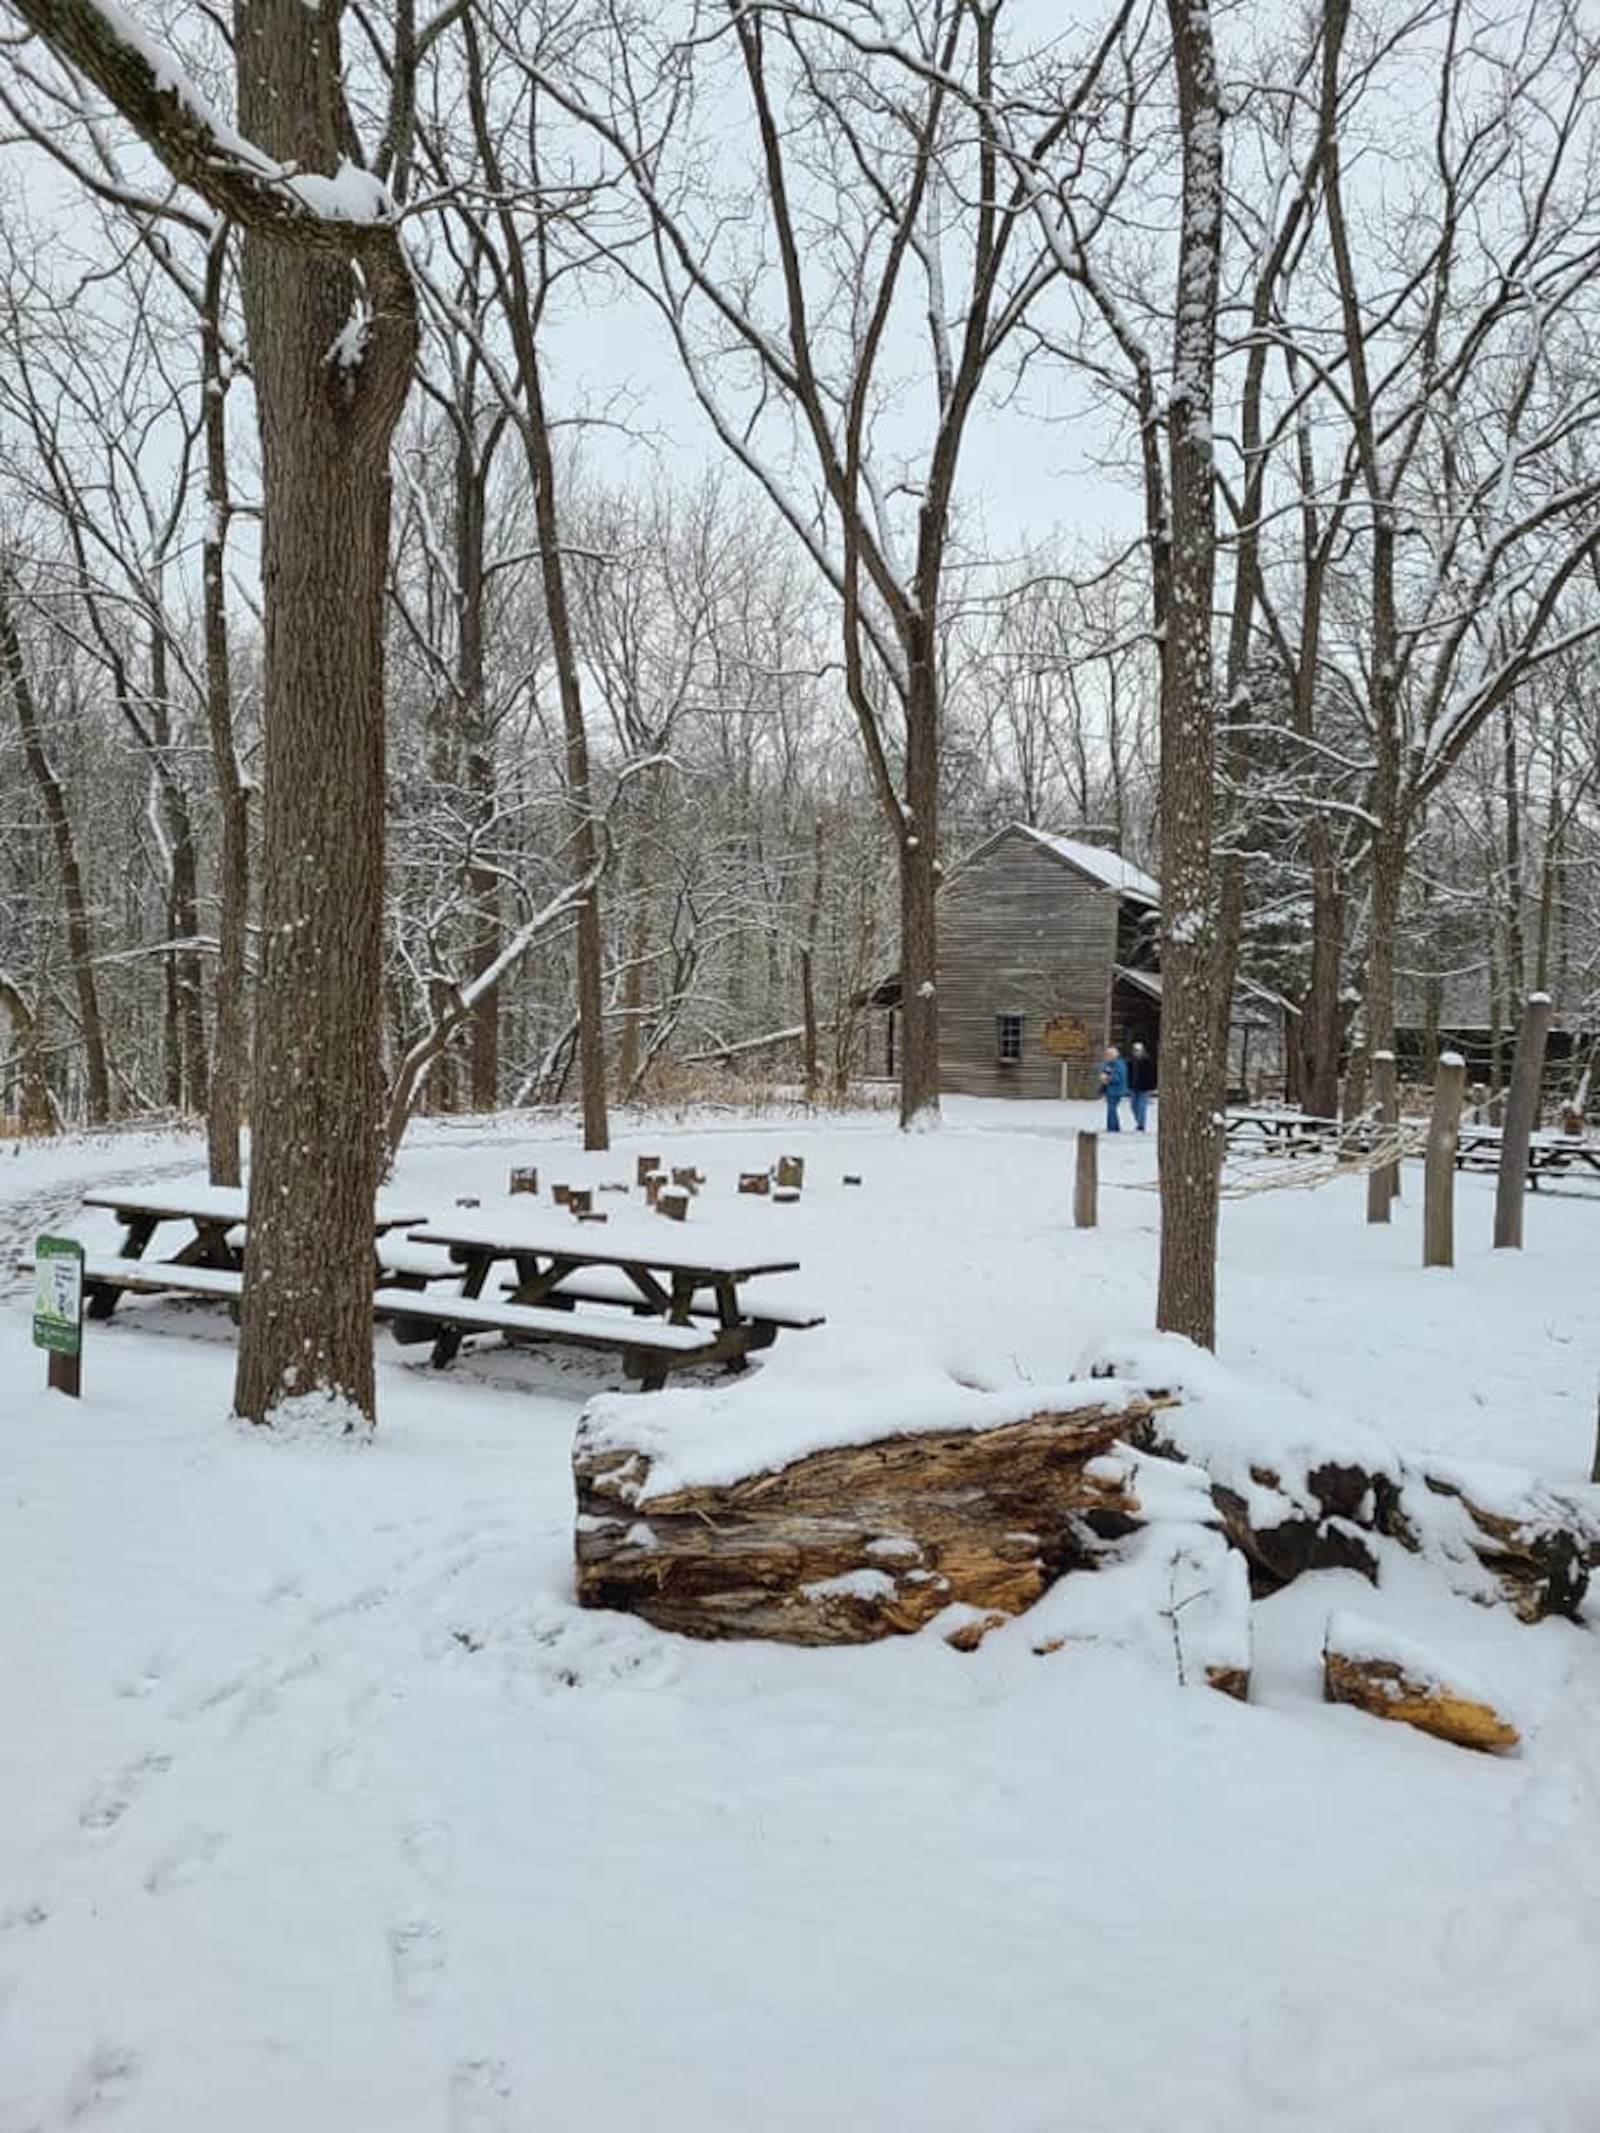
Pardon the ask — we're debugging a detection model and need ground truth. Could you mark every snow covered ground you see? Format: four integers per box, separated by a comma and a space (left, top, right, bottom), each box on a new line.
3, 1098, 1599, 2133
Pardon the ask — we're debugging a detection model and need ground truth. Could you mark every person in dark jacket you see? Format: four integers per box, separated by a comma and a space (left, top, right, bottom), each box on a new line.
1099, 1045, 1129, 1132
1127, 1041, 1157, 1132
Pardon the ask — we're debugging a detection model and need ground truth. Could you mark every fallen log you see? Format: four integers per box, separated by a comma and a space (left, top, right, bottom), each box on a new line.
1323, 1611, 1519, 1753
1404, 1469, 1600, 1623
575, 1390, 1157, 1645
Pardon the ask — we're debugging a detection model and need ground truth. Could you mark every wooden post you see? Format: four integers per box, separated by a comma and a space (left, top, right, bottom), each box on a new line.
635, 1154, 660, 1187
1494, 993, 1553, 1250
1074, 1132, 1098, 1230
1423, 1052, 1466, 1269
1366, 1052, 1397, 1225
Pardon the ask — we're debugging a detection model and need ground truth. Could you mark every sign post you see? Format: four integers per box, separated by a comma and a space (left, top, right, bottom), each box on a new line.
33, 1234, 85, 1398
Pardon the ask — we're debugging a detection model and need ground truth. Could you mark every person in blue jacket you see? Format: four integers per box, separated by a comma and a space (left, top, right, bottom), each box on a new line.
1098, 1044, 1129, 1132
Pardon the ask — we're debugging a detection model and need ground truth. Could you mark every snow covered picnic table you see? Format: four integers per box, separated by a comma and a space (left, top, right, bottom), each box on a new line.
1221, 1106, 1340, 1155
379, 1210, 818, 1388
75, 1181, 428, 1316
1454, 1124, 1600, 1189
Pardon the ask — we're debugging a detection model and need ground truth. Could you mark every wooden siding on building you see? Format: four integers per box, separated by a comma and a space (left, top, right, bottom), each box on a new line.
938, 829, 1123, 1098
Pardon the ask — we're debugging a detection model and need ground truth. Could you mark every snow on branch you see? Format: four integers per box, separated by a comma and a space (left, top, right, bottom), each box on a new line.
5, 0, 401, 247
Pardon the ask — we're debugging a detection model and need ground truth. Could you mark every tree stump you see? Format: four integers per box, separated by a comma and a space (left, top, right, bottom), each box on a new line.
775, 1154, 805, 1190
575, 1392, 1155, 1644
508, 1167, 538, 1197
636, 1154, 661, 1186
566, 1187, 593, 1216
738, 1172, 771, 1195
657, 1189, 689, 1221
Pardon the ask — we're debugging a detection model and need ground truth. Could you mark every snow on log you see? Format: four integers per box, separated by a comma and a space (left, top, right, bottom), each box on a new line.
1323, 1612, 1519, 1754
573, 1378, 1160, 1646
1401, 1466, 1600, 1623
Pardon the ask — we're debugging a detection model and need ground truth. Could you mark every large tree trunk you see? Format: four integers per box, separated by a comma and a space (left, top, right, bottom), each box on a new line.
1155, 0, 1225, 1349
1299, 837, 1345, 1119
575, 1395, 1147, 1644
231, 0, 416, 1426
201, 238, 250, 1187
897, 636, 941, 1128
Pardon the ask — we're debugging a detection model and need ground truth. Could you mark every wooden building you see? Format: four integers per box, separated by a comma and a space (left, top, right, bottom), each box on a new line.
926, 824, 1161, 1099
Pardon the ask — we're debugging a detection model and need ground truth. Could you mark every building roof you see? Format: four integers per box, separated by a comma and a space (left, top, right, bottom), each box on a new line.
1012, 825, 1160, 906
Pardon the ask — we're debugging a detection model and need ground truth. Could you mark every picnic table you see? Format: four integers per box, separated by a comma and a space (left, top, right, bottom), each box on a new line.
78, 1181, 426, 1316
377, 1210, 817, 1389
1454, 1125, 1600, 1190
1221, 1107, 1341, 1155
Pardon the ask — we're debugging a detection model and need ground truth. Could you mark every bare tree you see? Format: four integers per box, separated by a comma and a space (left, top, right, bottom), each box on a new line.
534, 0, 1140, 1127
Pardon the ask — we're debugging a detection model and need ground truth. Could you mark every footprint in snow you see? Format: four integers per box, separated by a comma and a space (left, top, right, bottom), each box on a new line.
310, 1736, 368, 1796
448, 2057, 512, 2132
400, 1816, 454, 1892
142, 1826, 227, 1897
112, 1639, 179, 1702
78, 1753, 173, 1840
61, 2042, 141, 2120
388, 1917, 447, 2011
1239, 1987, 1328, 2106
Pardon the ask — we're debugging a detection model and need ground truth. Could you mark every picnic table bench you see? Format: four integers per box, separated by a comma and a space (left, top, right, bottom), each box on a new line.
1454, 1126, 1600, 1189
1222, 1107, 1341, 1155
77, 1182, 426, 1316
378, 1211, 817, 1389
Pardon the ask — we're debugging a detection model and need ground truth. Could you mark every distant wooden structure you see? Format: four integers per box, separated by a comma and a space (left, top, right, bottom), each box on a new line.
873, 824, 1162, 1099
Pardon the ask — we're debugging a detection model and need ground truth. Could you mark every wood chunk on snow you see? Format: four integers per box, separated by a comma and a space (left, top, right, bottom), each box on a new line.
574, 1387, 1154, 1645
1322, 1611, 1518, 1754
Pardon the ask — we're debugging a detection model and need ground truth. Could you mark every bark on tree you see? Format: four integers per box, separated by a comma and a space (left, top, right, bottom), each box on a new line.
0, 976, 55, 1131
229, 0, 417, 1423
199, 235, 249, 1187
1155, 0, 1225, 1349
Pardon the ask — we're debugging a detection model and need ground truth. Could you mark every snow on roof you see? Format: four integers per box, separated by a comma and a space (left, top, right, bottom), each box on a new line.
1016, 826, 1160, 905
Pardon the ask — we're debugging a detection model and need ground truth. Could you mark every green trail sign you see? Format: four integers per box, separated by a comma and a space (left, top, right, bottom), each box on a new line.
33, 1234, 84, 1397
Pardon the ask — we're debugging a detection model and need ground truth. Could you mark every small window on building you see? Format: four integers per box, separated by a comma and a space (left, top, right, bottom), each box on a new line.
997, 1013, 1023, 1065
